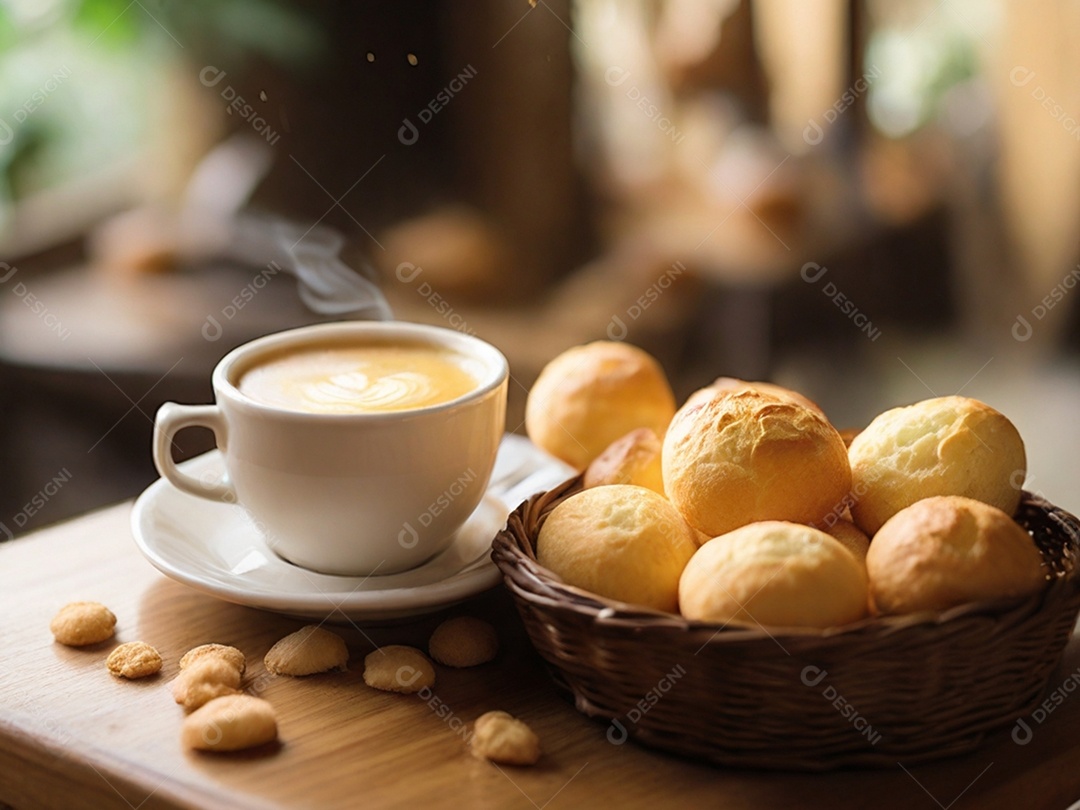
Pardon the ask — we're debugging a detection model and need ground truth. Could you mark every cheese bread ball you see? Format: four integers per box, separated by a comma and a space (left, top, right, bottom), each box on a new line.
537, 485, 697, 613
683, 377, 825, 417
663, 390, 851, 537
866, 495, 1045, 615
819, 518, 871, 562
583, 428, 665, 494
848, 396, 1025, 535
525, 342, 676, 469
679, 521, 868, 628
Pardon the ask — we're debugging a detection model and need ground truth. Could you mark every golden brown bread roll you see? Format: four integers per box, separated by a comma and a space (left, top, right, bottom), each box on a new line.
583, 428, 665, 494
848, 396, 1026, 535
662, 389, 852, 537
536, 485, 697, 613
866, 495, 1046, 615
818, 518, 870, 561
525, 342, 676, 469
679, 521, 868, 628
683, 377, 826, 417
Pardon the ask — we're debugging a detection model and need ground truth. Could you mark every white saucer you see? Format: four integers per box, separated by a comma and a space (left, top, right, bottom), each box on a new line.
131, 434, 575, 622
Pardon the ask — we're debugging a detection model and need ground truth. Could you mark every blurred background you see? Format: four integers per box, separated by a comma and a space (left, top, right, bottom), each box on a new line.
1, 0, 1078, 536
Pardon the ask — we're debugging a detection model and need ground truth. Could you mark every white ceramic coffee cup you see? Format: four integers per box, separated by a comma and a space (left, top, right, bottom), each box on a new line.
152, 321, 508, 576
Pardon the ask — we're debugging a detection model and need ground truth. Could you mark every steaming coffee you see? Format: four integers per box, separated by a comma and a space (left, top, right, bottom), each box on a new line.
153, 322, 508, 575
238, 343, 482, 414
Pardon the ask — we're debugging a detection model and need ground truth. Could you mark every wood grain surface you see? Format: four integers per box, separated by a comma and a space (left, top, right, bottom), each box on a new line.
3, 503, 1080, 810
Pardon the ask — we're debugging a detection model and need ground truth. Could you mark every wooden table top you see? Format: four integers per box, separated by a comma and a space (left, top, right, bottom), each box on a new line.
3, 503, 1080, 810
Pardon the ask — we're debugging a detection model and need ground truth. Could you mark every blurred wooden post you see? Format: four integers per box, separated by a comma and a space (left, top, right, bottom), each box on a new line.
990, 0, 1080, 348
443, 0, 591, 297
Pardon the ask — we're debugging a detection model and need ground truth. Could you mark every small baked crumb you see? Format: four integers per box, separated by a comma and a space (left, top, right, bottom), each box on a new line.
264, 626, 348, 676
180, 644, 246, 676
50, 602, 116, 647
429, 617, 499, 668
106, 641, 162, 679
181, 694, 278, 752
172, 657, 242, 711
471, 711, 541, 765
362, 646, 435, 693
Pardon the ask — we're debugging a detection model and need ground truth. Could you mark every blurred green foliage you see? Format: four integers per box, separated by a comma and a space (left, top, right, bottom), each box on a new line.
67, 0, 324, 66
0, 0, 326, 219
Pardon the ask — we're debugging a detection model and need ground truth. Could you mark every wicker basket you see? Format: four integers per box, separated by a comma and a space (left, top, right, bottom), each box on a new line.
492, 477, 1080, 770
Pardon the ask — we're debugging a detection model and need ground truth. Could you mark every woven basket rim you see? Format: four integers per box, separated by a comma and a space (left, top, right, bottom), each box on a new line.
491, 476, 1080, 769
492, 478, 1080, 641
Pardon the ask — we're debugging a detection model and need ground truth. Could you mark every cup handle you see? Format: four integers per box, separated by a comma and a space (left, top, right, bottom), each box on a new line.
153, 402, 236, 502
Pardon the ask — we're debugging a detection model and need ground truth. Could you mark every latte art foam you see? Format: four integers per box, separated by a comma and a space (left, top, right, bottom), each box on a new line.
239, 345, 481, 414
307, 370, 437, 412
